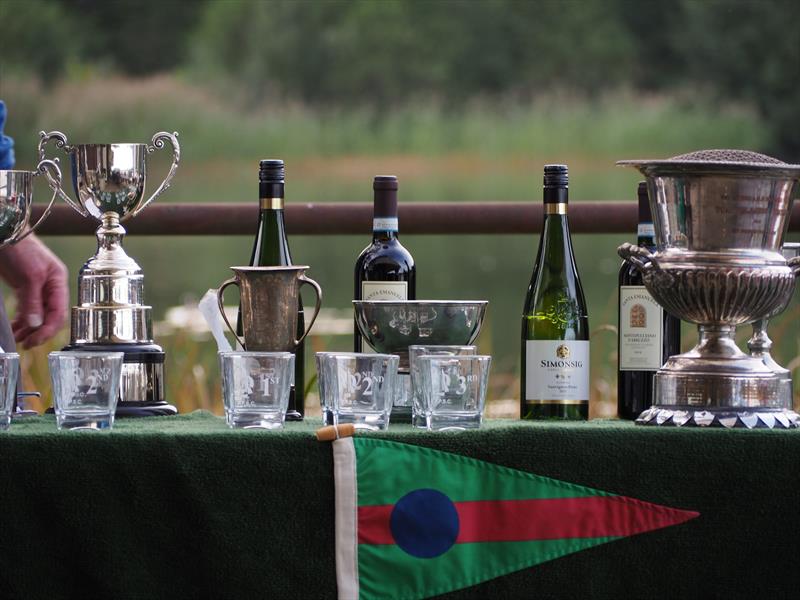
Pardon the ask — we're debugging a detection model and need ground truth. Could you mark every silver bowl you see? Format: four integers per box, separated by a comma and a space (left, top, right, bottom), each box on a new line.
353, 300, 488, 368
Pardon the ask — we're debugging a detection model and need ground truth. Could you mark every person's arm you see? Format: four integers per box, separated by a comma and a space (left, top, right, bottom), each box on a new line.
0, 234, 69, 348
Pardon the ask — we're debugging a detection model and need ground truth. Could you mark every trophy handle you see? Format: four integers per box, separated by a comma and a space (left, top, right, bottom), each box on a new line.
788, 256, 800, 277
216, 277, 246, 350
136, 131, 181, 217
617, 242, 659, 273
37, 130, 89, 217
295, 275, 323, 348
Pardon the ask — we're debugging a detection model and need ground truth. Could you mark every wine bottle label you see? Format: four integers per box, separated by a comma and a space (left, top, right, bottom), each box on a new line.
373, 217, 399, 232
619, 285, 665, 371
360, 281, 408, 353
525, 340, 590, 403
637, 223, 655, 238
361, 281, 408, 301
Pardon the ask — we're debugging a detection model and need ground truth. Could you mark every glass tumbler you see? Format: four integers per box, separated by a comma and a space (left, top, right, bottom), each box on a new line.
418, 354, 491, 430
409, 345, 476, 428
48, 352, 124, 430
219, 351, 295, 429
317, 353, 399, 431
0, 353, 20, 430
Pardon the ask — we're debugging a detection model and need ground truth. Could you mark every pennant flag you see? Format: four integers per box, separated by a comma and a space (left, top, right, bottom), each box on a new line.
333, 437, 698, 600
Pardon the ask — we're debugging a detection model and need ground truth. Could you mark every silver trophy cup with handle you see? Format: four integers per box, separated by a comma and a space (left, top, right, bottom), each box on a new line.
0, 159, 62, 248
39, 130, 180, 416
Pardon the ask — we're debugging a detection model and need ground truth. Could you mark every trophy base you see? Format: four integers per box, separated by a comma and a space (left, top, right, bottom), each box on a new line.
62, 342, 174, 418
635, 406, 800, 429
639, 339, 798, 428
116, 401, 178, 418
654, 369, 789, 408
654, 338, 793, 406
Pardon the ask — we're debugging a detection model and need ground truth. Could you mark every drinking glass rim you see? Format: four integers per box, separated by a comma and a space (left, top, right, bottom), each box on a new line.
219, 351, 295, 358
0, 352, 20, 359
48, 351, 125, 359
317, 352, 400, 360
408, 344, 478, 352
415, 354, 492, 362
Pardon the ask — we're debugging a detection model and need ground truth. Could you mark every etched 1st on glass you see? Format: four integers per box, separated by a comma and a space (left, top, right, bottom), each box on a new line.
318, 353, 399, 431
418, 355, 491, 430
48, 352, 124, 430
0, 353, 20, 430
219, 351, 295, 429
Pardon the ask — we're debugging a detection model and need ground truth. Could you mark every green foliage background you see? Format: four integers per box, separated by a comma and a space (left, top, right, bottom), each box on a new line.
3, 0, 799, 156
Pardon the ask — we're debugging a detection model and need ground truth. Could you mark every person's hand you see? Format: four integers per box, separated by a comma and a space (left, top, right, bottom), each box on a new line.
0, 234, 69, 348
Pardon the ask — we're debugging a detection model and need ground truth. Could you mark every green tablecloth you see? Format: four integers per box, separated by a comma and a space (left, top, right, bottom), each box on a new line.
1, 412, 798, 599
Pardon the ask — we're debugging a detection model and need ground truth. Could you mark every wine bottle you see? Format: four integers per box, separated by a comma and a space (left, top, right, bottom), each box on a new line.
354, 175, 416, 352
521, 164, 590, 420
245, 159, 304, 420
617, 182, 680, 419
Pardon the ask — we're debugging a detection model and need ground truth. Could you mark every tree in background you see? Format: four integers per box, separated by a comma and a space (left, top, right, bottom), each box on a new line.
190, 0, 633, 107
674, 0, 800, 159
1, 0, 80, 83
2, 0, 798, 158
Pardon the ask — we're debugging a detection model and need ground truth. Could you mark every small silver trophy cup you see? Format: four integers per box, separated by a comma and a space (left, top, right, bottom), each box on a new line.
746, 242, 800, 404
0, 159, 62, 248
39, 130, 180, 416
618, 150, 800, 428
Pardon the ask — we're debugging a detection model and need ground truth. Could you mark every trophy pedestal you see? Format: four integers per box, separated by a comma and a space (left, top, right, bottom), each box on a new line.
67, 213, 176, 418
62, 342, 176, 417
637, 332, 798, 429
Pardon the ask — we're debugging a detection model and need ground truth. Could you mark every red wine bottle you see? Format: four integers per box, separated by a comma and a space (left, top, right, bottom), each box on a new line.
617, 182, 681, 420
354, 176, 416, 351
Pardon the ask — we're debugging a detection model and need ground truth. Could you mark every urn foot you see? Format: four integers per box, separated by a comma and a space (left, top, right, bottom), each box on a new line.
635, 406, 799, 429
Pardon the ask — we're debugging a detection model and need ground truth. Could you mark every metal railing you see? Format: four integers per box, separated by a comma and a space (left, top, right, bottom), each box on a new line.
33, 202, 800, 236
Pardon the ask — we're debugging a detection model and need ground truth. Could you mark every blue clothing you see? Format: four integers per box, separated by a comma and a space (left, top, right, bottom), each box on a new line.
0, 99, 17, 355
0, 101, 15, 169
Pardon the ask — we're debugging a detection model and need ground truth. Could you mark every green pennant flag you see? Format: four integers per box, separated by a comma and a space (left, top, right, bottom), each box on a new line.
333, 437, 698, 600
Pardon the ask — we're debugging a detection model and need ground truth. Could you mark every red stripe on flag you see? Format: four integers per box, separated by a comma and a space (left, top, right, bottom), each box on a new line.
358, 497, 698, 545
358, 505, 395, 544
455, 496, 699, 543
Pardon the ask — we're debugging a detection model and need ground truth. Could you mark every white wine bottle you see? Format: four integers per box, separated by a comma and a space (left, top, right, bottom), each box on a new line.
246, 159, 304, 420
520, 164, 590, 420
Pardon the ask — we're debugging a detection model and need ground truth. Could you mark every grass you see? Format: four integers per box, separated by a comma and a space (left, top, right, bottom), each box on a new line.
4, 73, 798, 418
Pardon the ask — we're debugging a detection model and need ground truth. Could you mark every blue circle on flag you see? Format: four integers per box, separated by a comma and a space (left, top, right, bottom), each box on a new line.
390, 488, 459, 558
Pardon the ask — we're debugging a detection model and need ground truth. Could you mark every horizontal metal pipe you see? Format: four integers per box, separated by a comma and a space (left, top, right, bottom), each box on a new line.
32, 201, 800, 236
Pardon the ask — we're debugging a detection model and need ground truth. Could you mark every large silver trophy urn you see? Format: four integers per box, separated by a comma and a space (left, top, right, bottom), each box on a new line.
39, 130, 180, 416
618, 150, 800, 428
